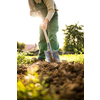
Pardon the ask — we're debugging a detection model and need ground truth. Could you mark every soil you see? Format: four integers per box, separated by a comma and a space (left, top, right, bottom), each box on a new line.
50, 51, 57, 62
17, 58, 84, 100
17, 65, 27, 80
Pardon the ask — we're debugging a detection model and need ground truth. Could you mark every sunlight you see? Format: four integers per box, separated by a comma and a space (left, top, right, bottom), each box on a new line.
17, 16, 43, 45
34, 17, 43, 25
28, 16, 43, 44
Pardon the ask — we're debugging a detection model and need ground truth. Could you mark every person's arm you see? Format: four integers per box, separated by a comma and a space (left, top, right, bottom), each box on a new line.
42, 0, 55, 30
28, 0, 41, 17
28, 0, 35, 17
43, 0, 55, 21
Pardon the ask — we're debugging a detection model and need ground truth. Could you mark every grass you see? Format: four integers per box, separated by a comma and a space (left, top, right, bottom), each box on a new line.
60, 54, 84, 63
26, 54, 84, 64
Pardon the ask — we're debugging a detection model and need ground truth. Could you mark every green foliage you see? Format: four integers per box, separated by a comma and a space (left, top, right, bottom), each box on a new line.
62, 22, 84, 54
25, 51, 34, 56
59, 48, 62, 52
17, 41, 25, 52
18, 65, 39, 99
47, 71, 50, 75
17, 52, 35, 66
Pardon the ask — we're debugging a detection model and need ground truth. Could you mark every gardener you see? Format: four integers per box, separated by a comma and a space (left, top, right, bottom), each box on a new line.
28, 0, 59, 61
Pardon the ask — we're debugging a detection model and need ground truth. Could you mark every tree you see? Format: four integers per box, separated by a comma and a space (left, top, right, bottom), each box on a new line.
17, 41, 25, 52
62, 22, 84, 53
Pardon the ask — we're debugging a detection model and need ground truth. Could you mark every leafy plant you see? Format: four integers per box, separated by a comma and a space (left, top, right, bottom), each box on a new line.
17, 52, 35, 67
17, 41, 25, 52
62, 22, 84, 54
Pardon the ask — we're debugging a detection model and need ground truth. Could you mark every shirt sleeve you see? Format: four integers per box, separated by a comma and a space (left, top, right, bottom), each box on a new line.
43, 0, 55, 21
28, 0, 36, 17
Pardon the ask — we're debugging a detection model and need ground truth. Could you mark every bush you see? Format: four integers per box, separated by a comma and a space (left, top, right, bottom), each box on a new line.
62, 22, 84, 54
17, 52, 35, 66
17, 41, 25, 52
24, 51, 34, 56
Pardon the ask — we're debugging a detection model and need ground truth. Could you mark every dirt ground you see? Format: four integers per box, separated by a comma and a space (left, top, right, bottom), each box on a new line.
17, 59, 84, 100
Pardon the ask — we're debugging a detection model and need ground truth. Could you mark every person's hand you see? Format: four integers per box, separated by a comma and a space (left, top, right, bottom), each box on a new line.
42, 18, 49, 30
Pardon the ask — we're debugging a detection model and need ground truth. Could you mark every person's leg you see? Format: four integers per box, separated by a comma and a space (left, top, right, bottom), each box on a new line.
38, 25, 47, 59
47, 12, 59, 51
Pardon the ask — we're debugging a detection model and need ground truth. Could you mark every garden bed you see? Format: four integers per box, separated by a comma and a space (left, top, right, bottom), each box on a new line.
17, 58, 84, 100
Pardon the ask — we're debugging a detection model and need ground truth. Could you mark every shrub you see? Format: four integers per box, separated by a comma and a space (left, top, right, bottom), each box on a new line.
62, 22, 84, 54
17, 52, 35, 66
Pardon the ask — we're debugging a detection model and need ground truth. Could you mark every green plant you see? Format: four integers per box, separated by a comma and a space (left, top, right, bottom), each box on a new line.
62, 22, 84, 54
17, 52, 35, 66
17, 41, 25, 52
